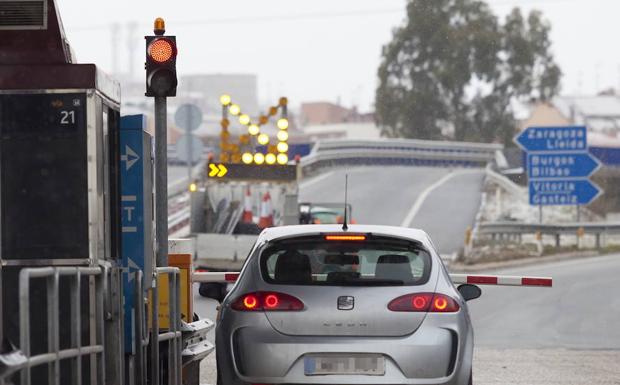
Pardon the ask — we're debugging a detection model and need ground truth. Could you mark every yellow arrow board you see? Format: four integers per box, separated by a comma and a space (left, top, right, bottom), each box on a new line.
207, 163, 296, 182
208, 163, 228, 178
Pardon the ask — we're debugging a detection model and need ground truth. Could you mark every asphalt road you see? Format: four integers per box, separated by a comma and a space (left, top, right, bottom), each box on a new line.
196, 254, 620, 384
299, 166, 486, 255
469, 254, 620, 350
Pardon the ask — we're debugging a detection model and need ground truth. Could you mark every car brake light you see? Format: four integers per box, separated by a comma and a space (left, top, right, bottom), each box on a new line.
231, 292, 304, 311
388, 293, 459, 313
324, 234, 366, 241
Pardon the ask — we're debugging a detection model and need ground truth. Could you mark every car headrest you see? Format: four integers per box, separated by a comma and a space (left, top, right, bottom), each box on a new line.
274, 250, 312, 284
374, 254, 413, 282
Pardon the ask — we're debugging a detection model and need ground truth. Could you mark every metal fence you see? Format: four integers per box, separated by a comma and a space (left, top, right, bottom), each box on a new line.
0, 265, 190, 385
150, 267, 183, 385
0, 266, 107, 385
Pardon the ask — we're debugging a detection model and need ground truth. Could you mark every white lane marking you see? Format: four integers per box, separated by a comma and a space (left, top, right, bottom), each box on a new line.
400, 169, 482, 228
299, 171, 335, 190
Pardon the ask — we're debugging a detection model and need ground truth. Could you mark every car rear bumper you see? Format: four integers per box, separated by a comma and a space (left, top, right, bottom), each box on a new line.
216, 311, 473, 385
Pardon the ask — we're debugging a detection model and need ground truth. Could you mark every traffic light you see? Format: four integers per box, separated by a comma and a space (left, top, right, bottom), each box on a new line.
145, 18, 177, 97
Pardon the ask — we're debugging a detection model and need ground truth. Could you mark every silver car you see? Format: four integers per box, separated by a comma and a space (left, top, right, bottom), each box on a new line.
213, 224, 481, 385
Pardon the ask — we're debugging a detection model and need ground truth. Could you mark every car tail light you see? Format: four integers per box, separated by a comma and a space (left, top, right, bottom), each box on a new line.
388, 293, 460, 313
231, 292, 304, 311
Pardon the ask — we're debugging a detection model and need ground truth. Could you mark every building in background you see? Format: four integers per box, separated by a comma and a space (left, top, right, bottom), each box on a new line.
521, 93, 620, 139
300, 101, 374, 126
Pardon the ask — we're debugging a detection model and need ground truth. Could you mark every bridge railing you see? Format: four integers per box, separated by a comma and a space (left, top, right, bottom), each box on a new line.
300, 139, 503, 173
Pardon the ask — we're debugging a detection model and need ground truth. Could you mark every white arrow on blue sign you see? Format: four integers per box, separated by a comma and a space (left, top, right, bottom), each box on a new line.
516, 126, 587, 152
527, 152, 601, 179
529, 179, 602, 206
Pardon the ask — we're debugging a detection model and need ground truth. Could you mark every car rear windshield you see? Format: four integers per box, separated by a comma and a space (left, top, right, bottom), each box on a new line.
260, 235, 432, 286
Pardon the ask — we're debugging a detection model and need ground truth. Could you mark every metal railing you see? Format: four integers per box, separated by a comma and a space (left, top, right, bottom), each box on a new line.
2, 266, 107, 385
478, 221, 620, 248
150, 267, 183, 385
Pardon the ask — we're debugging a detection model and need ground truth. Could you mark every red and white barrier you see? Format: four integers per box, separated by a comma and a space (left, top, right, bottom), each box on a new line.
449, 274, 552, 287
193, 272, 240, 283
192, 272, 552, 287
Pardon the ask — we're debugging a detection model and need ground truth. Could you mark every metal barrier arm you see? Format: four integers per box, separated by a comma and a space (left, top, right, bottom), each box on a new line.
192, 272, 552, 287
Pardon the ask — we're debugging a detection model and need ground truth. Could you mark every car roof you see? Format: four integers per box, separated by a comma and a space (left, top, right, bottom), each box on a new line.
256, 224, 433, 249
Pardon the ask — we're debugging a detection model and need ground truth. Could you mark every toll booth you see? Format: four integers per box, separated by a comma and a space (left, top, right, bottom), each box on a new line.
0, 2, 123, 383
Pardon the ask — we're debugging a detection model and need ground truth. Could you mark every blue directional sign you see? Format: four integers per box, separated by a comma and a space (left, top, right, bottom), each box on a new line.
516, 126, 587, 152
527, 153, 601, 179
529, 179, 602, 205
516, 125, 603, 207
120, 114, 149, 354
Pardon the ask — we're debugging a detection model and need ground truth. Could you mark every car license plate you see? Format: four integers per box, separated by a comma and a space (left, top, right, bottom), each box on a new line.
304, 354, 385, 376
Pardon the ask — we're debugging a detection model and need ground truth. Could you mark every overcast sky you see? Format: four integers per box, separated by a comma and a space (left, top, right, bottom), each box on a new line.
58, 0, 619, 111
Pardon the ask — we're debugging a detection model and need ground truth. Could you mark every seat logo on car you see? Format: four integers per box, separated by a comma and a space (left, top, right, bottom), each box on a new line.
337, 296, 354, 310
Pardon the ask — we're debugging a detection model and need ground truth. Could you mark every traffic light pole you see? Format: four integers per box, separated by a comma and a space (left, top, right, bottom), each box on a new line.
155, 96, 168, 267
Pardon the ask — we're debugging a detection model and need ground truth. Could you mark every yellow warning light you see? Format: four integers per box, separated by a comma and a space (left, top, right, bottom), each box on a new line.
277, 118, 289, 130
189, 183, 197, 192
248, 124, 260, 136
277, 142, 289, 153
220, 118, 230, 128
220, 94, 232, 106
259, 115, 269, 125
154, 18, 166, 35
269, 106, 278, 116
257, 133, 269, 145
277, 153, 288, 165
242, 153, 254, 164
277, 130, 289, 142
254, 153, 265, 165
279, 97, 288, 106
229, 104, 241, 116
239, 114, 251, 125
265, 153, 276, 165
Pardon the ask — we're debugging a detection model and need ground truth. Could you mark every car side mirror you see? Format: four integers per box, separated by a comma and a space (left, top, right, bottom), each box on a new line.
457, 284, 482, 301
199, 283, 227, 303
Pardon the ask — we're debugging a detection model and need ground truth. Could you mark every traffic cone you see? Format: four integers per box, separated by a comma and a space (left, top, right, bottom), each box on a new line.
241, 185, 254, 224
258, 191, 274, 229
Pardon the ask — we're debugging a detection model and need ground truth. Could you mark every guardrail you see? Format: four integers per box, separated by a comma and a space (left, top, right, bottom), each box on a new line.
168, 209, 191, 238
300, 138, 503, 173
478, 221, 620, 248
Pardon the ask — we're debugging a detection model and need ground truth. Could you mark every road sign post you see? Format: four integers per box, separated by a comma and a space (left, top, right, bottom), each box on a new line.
515, 126, 602, 218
